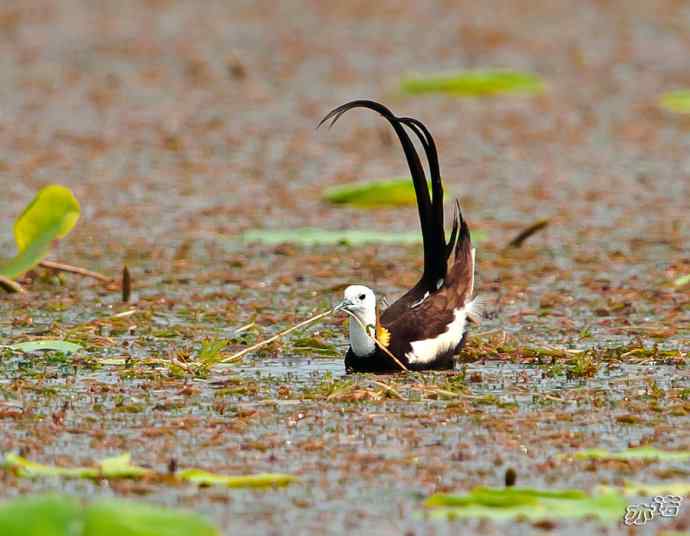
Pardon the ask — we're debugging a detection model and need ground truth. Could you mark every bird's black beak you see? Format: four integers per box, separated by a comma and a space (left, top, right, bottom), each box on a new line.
334, 298, 354, 312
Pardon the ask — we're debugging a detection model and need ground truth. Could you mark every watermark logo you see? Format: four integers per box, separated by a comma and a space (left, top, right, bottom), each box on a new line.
624, 496, 683, 526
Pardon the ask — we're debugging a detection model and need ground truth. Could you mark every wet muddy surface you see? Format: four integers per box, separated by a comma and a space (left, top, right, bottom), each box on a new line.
1, 0, 689, 534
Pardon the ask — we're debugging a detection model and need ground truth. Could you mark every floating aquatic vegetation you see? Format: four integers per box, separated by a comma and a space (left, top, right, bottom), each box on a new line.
177, 469, 297, 488
196, 337, 229, 368
323, 178, 436, 208
0, 185, 80, 279
659, 90, 690, 114
242, 228, 422, 246
574, 447, 690, 462
4, 452, 151, 479
598, 481, 690, 497
242, 227, 486, 246
6, 340, 83, 355
400, 69, 545, 97
0, 494, 218, 536
424, 486, 625, 522
673, 274, 690, 287
5, 453, 298, 490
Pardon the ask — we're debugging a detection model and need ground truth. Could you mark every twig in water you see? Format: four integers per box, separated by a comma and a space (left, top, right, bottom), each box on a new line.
0, 276, 25, 294
220, 309, 335, 364
40, 260, 111, 282
122, 266, 131, 302
505, 219, 549, 249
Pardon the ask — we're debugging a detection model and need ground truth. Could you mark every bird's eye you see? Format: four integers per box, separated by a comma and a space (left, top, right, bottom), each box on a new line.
358, 294, 366, 301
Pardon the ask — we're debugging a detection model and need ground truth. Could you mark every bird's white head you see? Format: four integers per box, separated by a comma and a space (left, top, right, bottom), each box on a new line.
336, 285, 377, 357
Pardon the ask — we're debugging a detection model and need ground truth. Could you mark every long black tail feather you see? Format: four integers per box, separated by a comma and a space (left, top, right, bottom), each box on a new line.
319, 100, 447, 291
398, 116, 451, 266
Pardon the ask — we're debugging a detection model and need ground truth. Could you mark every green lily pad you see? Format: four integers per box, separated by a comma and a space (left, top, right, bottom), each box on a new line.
574, 447, 690, 462
0, 495, 82, 536
401, 69, 545, 97
242, 228, 421, 246
4, 452, 151, 479
324, 178, 439, 208
242, 227, 486, 246
659, 90, 690, 114
0, 185, 80, 279
424, 486, 625, 522
598, 480, 690, 497
177, 468, 297, 488
7, 340, 83, 355
84, 499, 218, 536
0, 494, 218, 536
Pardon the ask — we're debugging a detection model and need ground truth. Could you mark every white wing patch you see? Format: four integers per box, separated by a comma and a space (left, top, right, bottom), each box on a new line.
405, 247, 479, 364
410, 291, 430, 309
405, 304, 469, 364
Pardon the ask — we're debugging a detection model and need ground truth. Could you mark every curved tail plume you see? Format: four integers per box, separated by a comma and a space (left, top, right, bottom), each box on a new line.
319, 100, 452, 291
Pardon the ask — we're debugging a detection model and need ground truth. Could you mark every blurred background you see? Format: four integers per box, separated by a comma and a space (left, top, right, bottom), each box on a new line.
1, 0, 688, 252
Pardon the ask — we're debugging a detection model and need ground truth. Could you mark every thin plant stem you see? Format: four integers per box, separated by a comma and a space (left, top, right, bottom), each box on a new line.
220, 309, 335, 364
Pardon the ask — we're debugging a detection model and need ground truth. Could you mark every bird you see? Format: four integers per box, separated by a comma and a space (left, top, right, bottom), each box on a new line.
319, 100, 480, 373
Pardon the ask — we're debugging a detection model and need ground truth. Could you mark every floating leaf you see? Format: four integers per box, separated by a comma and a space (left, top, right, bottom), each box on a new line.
0, 495, 82, 536
0, 185, 80, 279
97, 453, 152, 478
4, 453, 93, 478
83, 499, 218, 536
177, 468, 297, 488
673, 274, 690, 287
242, 227, 486, 246
597, 480, 690, 497
7, 340, 82, 355
324, 178, 439, 208
401, 69, 545, 97
4, 452, 151, 479
574, 447, 690, 462
659, 90, 690, 114
0, 494, 218, 536
424, 486, 625, 522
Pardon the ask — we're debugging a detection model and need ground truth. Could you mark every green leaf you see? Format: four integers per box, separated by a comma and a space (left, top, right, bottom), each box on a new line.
0, 495, 82, 536
401, 69, 545, 97
0, 494, 219, 536
4, 453, 95, 478
324, 178, 438, 208
574, 446, 690, 462
659, 90, 690, 114
177, 468, 297, 488
8, 340, 83, 355
424, 486, 625, 522
4, 452, 151, 480
673, 274, 690, 287
597, 480, 690, 497
197, 338, 229, 367
242, 227, 487, 246
84, 499, 218, 536
0, 185, 80, 279
98, 453, 152, 478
